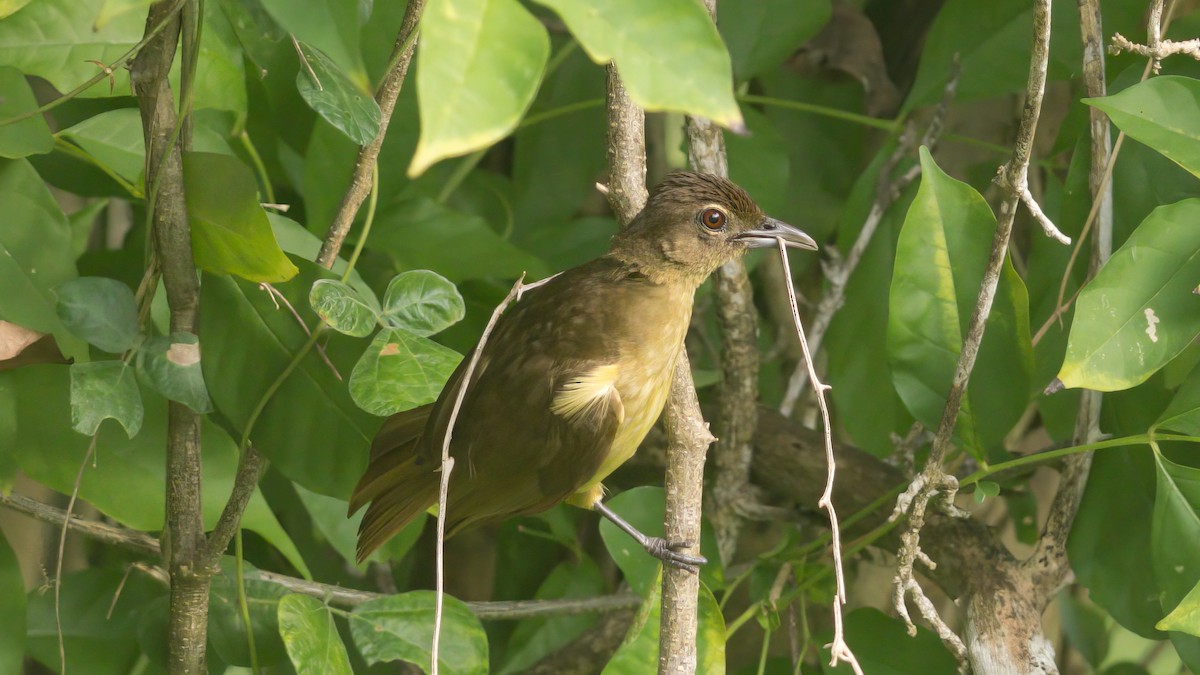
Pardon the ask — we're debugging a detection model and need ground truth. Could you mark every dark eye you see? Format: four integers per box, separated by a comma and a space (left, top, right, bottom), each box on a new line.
700, 208, 726, 230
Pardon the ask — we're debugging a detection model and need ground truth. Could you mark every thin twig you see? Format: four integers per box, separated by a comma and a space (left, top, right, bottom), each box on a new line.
1110, 1, 1197, 70
776, 239, 863, 675
891, 0, 1053, 666
55, 434, 99, 675
257, 283, 341, 380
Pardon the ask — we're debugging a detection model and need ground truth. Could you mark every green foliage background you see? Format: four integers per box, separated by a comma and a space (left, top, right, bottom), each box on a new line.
2, 0, 1200, 673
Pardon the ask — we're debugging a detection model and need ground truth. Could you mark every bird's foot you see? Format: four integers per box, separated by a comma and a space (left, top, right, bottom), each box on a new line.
641, 536, 707, 574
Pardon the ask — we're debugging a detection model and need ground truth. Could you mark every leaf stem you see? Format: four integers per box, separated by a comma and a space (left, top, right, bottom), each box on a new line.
341, 161, 378, 283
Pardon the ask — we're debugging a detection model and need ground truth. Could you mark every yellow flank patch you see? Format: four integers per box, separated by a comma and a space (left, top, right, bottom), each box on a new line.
550, 364, 624, 424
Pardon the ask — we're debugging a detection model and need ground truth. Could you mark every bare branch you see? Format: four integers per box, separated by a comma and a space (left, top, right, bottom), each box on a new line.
1110, 1, 1198, 71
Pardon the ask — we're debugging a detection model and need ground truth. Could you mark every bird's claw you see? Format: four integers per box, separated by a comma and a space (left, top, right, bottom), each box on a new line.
642, 536, 707, 573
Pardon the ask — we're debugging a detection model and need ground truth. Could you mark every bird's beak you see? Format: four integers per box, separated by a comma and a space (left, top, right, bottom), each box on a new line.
734, 218, 818, 251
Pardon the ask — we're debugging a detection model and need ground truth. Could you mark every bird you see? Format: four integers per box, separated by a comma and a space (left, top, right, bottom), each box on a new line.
348, 171, 817, 571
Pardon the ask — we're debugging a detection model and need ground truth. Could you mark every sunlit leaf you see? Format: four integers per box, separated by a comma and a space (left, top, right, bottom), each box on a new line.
55, 276, 137, 353
278, 594, 354, 675
532, 0, 742, 128
349, 327, 462, 416
350, 591, 489, 674
1058, 199, 1200, 392
1087, 76, 1200, 180
183, 151, 299, 283
1160, 578, 1200, 637
69, 360, 142, 437
887, 148, 1032, 457
295, 40, 381, 146
381, 270, 465, 337
410, 0, 549, 175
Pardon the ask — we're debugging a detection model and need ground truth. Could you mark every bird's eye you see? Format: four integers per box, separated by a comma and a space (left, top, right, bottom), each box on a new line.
700, 208, 726, 230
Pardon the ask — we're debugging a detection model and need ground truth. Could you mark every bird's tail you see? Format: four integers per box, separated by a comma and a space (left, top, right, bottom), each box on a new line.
350, 404, 437, 563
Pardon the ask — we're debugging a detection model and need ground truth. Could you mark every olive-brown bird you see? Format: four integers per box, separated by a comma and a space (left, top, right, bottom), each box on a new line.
349, 172, 817, 570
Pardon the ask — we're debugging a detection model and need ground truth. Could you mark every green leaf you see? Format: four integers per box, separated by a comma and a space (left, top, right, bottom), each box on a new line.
499, 558, 604, 674
25, 569, 164, 673
350, 591, 489, 674
532, 0, 742, 129
719, 0, 830, 81
1160, 578, 1200, 637
208, 559, 289, 667
259, 0, 367, 89
0, 530, 23, 675
0, 0, 145, 98
0, 0, 32, 20
973, 480, 1000, 504
278, 594, 354, 675
0, 66, 52, 157
887, 147, 1032, 456
200, 260, 381, 498
371, 198, 550, 282
309, 279, 379, 338
1060, 594, 1111, 667
296, 41, 381, 146
1059, 199, 1200, 392
819, 608, 957, 674
0, 158, 86, 361
1086, 76, 1200, 180
95, 0, 153, 28
726, 106, 791, 216
603, 579, 724, 675
135, 332, 213, 413
1151, 448, 1200, 667
269, 212, 378, 306
184, 151, 298, 282
55, 276, 137, 353
410, 0, 549, 175
4, 365, 310, 576
381, 270, 466, 336
349, 327, 462, 416
69, 361, 142, 437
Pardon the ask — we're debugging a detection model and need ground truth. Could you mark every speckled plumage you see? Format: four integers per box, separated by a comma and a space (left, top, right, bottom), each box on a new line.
351, 172, 811, 563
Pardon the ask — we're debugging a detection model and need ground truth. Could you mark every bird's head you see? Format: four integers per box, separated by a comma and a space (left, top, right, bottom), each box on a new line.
609, 172, 817, 284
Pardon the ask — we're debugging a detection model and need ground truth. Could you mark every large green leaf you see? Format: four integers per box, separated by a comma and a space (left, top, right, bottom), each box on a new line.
719, 0, 830, 81
532, 0, 742, 129
726, 105, 791, 216
1086, 76, 1200, 180
819, 608, 956, 674
295, 40, 381, 146
200, 259, 381, 498
3, 365, 310, 576
55, 276, 137, 354
371, 198, 550, 282
887, 148, 1032, 456
1058, 199, 1200, 392
184, 151, 299, 283
69, 360, 142, 436
410, 0, 549, 175
294, 483, 426, 566
499, 558, 604, 674
208, 559, 289, 667
278, 594, 354, 675
25, 569, 164, 673
349, 591, 489, 674
0, 530, 22, 675
602, 578, 724, 675
0, 158, 85, 361
1151, 449, 1200, 669
381, 270, 465, 336
0, 0, 144, 98
0, 65, 52, 157
349, 327, 462, 417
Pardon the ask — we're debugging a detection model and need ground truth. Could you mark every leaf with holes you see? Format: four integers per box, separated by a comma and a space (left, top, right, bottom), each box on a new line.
349, 328, 461, 416
1058, 199, 1200, 392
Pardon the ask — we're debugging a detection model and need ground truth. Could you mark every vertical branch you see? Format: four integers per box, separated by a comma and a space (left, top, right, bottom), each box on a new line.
1027, 0, 1112, 600
602, 64, 715, 674
316, 0, 427, 267
130, 1, 208, 672
685, 80, 759, 566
